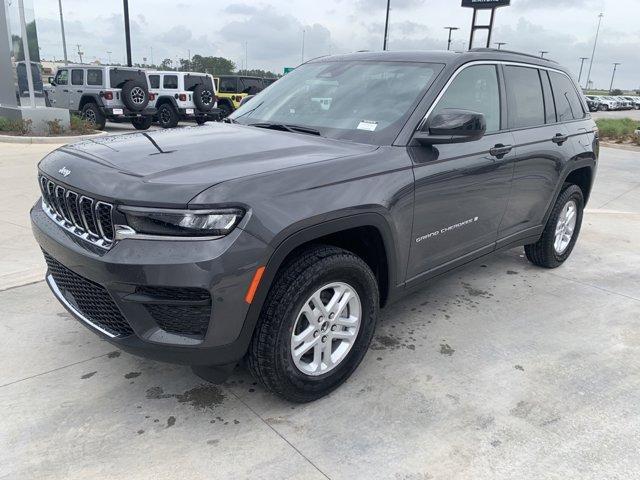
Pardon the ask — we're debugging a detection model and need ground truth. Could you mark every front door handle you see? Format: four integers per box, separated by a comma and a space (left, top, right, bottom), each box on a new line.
77, 90, 83, 93
489, 144, 513, 159
62, 89, 69, 93
552, 133, 569, 145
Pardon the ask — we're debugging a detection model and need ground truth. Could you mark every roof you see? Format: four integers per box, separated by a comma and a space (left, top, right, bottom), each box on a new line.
308, 48, 563, 71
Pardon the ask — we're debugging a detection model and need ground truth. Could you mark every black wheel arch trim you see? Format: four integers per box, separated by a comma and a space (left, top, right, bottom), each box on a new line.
542, 157, 595, 227
155, 96, 179, 110
79, 94, 105, 110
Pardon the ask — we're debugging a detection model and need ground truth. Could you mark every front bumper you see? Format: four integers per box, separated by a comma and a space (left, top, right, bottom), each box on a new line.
30, 201, 267, 366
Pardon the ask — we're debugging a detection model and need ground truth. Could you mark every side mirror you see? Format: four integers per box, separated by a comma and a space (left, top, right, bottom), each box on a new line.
48, 77, 55, 86
414, 109, 486, 145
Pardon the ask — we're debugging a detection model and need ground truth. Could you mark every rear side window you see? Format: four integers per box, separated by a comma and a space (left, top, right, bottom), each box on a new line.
87, 69, 103, 86
163, 75, 178, 89
504, 66, 544, 129
430, 65, 501, 133
71, 69, 84, 86
239, 77, 264, 95
109, 68, 146, 88
148, 75, 160, 89
549, 71, 585, 122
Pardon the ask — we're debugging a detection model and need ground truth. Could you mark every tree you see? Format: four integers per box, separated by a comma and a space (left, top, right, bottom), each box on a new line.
189, 55, 235, 75
609, 88, 623, 96
159, 58, 173, 71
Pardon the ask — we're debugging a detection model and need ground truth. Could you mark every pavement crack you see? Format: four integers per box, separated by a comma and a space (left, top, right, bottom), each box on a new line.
597, 182, 640, 209
229, 390, 331, 479
546, 271, 640, 303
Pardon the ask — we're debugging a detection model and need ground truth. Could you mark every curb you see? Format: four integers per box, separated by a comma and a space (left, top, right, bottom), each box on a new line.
0, 131, 107, 145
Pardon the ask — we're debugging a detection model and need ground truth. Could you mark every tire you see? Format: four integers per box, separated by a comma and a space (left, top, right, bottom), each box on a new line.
601, 104, 609, 111
248, 245, 379, 403
157, 103, 179, 128
525, 184, 584, 269
218, 101, 233, 118
131, 116, 153, 130
193, 84, 214, 112
121, 80, 149, 111
81, 102, 106, 130
195, 117, 208, 125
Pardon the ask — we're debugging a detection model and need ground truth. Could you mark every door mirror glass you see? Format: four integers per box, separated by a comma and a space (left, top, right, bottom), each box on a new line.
48, 76, 55, 85
415, 108, 486, 145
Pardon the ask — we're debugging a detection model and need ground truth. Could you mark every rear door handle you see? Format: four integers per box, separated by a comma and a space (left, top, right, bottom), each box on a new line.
77, 90, 83, 93
489, 144, 513, 159
62, 89, 69, 92
552, 133, 569, 145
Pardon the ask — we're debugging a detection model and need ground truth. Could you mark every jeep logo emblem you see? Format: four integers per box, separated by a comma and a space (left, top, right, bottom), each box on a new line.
58, 167, 71, 177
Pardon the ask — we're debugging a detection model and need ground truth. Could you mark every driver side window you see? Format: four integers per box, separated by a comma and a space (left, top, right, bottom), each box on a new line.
55, 69, 68, 86
430, 65, 500, 133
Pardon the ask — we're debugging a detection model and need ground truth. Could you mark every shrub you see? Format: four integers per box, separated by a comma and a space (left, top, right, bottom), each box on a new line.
46, 118, 66, 136
596, 118, 640, 143
0, 117, 33, 135
70, 114, 95, 134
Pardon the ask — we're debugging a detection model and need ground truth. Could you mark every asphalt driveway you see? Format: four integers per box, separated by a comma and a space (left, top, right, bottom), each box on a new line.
0, 145, 639, 480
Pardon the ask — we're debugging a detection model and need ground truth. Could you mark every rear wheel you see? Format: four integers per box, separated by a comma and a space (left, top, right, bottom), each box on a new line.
81, 102, 106, 130
157, 103, 179, 128
132, 116, 153, 130
218, 101, 233, 118
195, 117, 208, 125
248, 245, 379, 403
525, 184, 584, 268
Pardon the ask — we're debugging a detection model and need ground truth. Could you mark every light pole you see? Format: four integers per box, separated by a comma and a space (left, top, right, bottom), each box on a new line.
301, 29, 305, 63
609, 63, 621, 92
57, 0, 68, 64
577, 57, 589, 87
17, 0, 35, 107
123, 0, 132, 66
444, 27, 459, 51
383, 0, 391, 50
76, 44, 83, 63
495, 42, 506, 50
585, 13, 603, 96
106, 51, 112, 64
539, 50, 548, 58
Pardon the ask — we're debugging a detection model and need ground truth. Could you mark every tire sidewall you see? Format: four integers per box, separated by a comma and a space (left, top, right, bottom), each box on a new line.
121, 80, 149, 111
132, 116, 152, 130
193, 84, 214, 112
82, 103, 105, 130
157, 104, 178, 128
545, 185, 584, 266
271, 256, 378, 399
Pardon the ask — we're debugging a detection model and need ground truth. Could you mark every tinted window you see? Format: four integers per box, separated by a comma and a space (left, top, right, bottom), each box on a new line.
108, 68, 146, 88
163, 75, 178, 89
71, 69, 84, 86
549, 71, 585, 121
239, 77, 264, 94
219, 77, 237, 93
505, 66, 545, 129
540, 70, 556, 124
55, 69, 68, 85
87, 69, 103, 86
430, 64, 500, 133
149, 75, 160, 89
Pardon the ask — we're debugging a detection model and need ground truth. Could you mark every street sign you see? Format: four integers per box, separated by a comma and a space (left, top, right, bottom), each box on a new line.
283, 67, 295, 74
462, 0, 510, 8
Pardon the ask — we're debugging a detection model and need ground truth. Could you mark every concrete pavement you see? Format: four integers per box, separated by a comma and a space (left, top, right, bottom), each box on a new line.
0, 145, 639, 479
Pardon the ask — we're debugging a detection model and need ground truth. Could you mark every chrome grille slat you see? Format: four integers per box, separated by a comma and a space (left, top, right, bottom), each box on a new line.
38, 174, 114, 250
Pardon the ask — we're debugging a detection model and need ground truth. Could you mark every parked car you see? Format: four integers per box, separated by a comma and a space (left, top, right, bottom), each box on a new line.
15, 61, 45, 99
47, 65, 156, 130
613, 96, 633, 110
262, 77, 278, 87
32, 49, 597, 402
589, 95, 617, 111
146, 71, 221, 128
584, 95, 600, 112
622, 96, 640, 109
214, 75, 265, 117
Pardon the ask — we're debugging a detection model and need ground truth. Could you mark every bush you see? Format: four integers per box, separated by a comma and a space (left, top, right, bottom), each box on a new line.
70, 114, 95, 134
0, 117, 32, 135
596, 118, 640, 143
46, 118, 66, 136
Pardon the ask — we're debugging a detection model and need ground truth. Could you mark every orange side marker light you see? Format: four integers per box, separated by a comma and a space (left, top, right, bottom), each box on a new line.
245, 266, 265, 304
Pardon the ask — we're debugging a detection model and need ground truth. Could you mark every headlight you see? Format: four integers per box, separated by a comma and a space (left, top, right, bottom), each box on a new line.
119, 207, 244, 238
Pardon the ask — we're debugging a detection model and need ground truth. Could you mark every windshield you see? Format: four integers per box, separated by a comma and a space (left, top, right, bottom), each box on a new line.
229, 60, 441, 145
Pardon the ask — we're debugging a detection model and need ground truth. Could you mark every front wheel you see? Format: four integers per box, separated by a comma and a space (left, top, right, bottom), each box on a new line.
525, 184, 584, 268
81, 103, 106, 130
248, 245, 379, 403
157, 103, 179, 128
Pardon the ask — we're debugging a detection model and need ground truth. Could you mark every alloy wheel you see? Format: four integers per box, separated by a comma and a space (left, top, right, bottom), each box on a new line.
554, 199, 577, 254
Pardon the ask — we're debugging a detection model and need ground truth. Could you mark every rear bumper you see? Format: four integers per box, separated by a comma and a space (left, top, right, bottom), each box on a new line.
105, 106, 157, 119
31, 201, 267, 367
178, 107, 222, 120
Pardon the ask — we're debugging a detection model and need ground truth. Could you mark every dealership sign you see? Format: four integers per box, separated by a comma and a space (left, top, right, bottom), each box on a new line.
461, 0, 510, 8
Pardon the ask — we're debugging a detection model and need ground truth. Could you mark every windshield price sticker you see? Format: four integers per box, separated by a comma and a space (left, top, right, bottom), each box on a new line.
357, 120, 378, 131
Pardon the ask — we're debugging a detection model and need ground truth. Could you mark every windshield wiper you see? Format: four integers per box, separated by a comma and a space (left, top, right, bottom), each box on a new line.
249, 122, 321, 136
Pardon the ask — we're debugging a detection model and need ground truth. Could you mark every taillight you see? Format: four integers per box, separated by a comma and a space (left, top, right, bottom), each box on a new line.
103, 91, 113, 100
179, 93, 187, 102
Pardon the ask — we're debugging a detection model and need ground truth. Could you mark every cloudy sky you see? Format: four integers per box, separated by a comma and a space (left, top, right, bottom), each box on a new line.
31, 0, 639, 89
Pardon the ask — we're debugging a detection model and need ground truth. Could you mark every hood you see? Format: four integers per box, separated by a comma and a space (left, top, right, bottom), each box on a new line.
38, 123, 376, 206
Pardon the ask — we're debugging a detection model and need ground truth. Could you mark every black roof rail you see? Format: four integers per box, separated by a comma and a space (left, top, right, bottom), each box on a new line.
469, 48, 558, 63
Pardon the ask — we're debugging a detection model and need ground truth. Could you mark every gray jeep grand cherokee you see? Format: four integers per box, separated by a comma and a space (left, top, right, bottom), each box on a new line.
31, 49, 597, 402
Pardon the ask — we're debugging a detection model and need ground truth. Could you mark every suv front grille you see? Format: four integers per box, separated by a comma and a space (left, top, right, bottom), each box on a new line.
43, 251, 133, 337
39, 174, 114, 249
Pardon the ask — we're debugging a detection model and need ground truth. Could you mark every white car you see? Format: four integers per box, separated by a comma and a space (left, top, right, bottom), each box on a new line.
589, 96, 617, 111
146, 71, 221, 128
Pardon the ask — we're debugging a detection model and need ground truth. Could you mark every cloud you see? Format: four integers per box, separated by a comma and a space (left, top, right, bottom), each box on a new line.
355, 0, 426, 10
224, 4, 259, 15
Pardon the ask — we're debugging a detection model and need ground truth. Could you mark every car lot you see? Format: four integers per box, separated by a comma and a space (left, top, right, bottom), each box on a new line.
592, 108, 640, 121
0, 141, 639, 479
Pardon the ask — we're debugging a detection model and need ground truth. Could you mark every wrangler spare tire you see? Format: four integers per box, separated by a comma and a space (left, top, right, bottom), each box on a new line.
193, 83, 214, 112
121, 80, 149, 111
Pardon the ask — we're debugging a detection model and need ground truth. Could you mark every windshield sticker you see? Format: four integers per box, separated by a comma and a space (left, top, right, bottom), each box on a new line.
357, 120, 378, 131
416, 217, 479, 243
